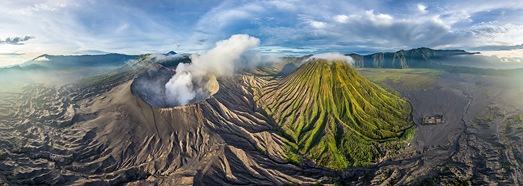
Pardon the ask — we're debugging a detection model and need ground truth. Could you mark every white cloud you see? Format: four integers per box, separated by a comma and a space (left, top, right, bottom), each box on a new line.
334, 15, 349, 23
310, 21, 326, 29
463, 23, 523, 47
0, 0, 190, 58
268, 0, 298, 11
0, 36, 35, 45
257, 46, 317, 55
16, 0, 71, 15
417, 4, 427, 13
307, 52, 354, 65
191, 2, 265, 48
365, 10, 394, 26
480, 49, 523, 58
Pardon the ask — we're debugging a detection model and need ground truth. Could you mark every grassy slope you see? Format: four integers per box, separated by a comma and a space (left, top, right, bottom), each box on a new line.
258, 59, 413, 169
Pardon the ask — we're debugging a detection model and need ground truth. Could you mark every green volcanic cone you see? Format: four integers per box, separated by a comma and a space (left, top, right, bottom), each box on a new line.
259, 58, 413, 169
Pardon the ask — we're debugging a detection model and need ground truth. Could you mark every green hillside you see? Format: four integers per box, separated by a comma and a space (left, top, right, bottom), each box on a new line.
258, 59, 413, 169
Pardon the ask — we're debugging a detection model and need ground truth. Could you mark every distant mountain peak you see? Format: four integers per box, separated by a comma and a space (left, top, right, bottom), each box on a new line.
32, 55, 51, 62
166, 51, 177, 55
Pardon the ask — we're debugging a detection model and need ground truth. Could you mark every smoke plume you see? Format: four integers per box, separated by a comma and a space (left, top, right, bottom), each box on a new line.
164, 34, 260, 106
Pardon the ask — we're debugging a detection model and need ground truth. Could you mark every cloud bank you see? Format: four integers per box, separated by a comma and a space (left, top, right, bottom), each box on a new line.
306, 52, 354, 65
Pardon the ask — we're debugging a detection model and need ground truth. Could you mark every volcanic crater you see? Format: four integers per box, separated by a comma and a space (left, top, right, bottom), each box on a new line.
130, 64, 219, 108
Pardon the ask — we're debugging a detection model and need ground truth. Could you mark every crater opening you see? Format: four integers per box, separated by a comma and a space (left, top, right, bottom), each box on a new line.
131, 64, 219, 108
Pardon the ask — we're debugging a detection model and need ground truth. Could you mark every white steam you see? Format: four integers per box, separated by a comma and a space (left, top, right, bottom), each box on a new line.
189, 34, 261, 77
237, 50, 281, 69
306, 52, 354, 65
165, 71, 195, 106
164, 34, 260, 106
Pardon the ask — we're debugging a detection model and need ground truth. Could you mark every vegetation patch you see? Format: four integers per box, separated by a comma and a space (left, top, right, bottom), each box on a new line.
0, 150, 5, 160
474, 104, 502, 126
516, 114, 523, 122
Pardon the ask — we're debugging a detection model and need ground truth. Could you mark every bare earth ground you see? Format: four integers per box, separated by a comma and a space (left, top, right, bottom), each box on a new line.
0, 68, 522, 185
358, 69, 523, 185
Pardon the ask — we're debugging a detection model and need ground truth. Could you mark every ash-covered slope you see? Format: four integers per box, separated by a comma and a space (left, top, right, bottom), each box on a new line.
258, 59, 413, 169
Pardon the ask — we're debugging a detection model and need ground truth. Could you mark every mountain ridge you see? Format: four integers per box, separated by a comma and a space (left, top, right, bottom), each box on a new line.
347, 47, 522, 69
24, 53, 139, 67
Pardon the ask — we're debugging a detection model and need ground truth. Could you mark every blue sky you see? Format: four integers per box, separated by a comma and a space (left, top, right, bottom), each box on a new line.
1, 0, 523, 66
